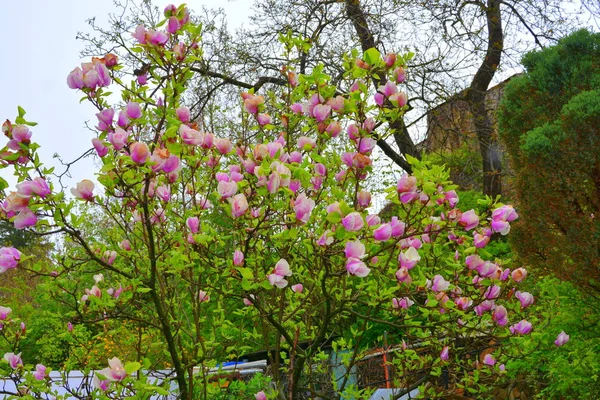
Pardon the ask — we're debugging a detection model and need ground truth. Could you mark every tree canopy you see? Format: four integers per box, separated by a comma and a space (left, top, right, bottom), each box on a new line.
499, 28, 600, 295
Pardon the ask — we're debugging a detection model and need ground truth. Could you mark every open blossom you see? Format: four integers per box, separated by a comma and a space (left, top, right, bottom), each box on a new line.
294, 193, 315, 223
217, 180, 238, 198
555, 331, 570, 347
230, 194, 249, 218
373, 223, 392, 241
510, 320, 533, 335
392, 297, 414, 309
16, 177, 51, 198
399, 247, 420, 270
94, 357, 126, 390
0, 306, 11, 320
3, 352, 22, 369
33, 364, 46, 380
255, 391, 267, 400
515, 291, 534, 308
71, 180, 94, 201
458, 210, 479, 231
483, 354, 496, 366
345, 258, 371, 277
291, 284, 304, 293
491, 205, 519, 235
342, 212, 364, 231
198, 290, 210, 303
274, 259, 292, 277
345, 240, 366, 259
484, 285, 501, 300
431, 275, 450, 292
243, 93, 264, 114
492, 305, 508, 326
130, 142, 150, 164
0, 247, 21, 273
268, 274, 288, 288
511, 267, 527, 283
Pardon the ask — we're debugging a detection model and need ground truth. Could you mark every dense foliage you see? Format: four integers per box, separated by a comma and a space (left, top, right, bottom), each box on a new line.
498, 29, 600, 295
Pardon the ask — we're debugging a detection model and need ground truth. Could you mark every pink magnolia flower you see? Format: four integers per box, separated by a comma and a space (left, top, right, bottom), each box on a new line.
130, 142, 150, 164
92, 138, 109, 157
273, 259, 292, 277
0, 306, 11, 320
96, 357, 127, 388
218, 180, 238, 199
399, 247, 420, 270
394, 67, 406, 83
395, 267, 412, 284
0, 247, 21, 273
268, 274, 288, 288
294, 193, 315, 223
392, 297, 414, 309
465, 254, 484, 270
511, 267, 527, 283
198, 290, 210, 303
492, 305, 508, 326
373, 223, 392, 242
96, 108, 114, 131
3, 352, 22, 369
474, 300, 496, 316
71, 180, 94, 201
357, 190, 371, 208
215, 138, 232, 154
342, 212, 364, 231
67, 67, 84, 89
257, 113, 272, 126
458, 210, 479, 231
473, 231, 490, 248
312, 104, 331, 122
431, 275, 450, 292
255, 391, 267, 400
186, 217, 200, 234
33, 364, 46, 380
397, 174, 417, 193
515, 291, 534, 308
176, 106, 190, 122
297, 136, 316, 151
230, 194, 249, 218
555, 331, 569, 347
345, 258, 371, 277
233, 250, 244, 266
243, 93, 264, 114
440, 346, 449, 361
317, 230, 334, 246
326, 121, 342, 137
477, 261, 498, 278
483, 354, 496, 366
510, 320, 533, 335
345, 240, 366, 259
8, 212, 33, 234
390, 217, 406, 237
108, 127, 129, 150
455, 297, 472, 311
291, 284, 304, 293
484, 285, 501, 300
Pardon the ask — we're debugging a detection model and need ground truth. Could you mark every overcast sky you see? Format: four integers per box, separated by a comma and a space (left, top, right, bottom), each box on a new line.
0, 0, 252, 190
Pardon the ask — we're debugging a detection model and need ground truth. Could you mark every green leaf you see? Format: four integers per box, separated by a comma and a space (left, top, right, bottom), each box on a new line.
124, 361, 141, 374
17, 106, 26, 118
363, 48, 381, 66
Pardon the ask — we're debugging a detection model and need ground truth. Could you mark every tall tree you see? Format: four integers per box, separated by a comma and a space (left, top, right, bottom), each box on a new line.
498, 29, 600, 295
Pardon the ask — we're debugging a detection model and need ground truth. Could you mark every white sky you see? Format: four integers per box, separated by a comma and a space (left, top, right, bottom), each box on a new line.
0, 0, 253, 191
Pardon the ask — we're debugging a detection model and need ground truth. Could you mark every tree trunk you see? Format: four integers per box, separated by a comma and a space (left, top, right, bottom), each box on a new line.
468, 0, 504, 198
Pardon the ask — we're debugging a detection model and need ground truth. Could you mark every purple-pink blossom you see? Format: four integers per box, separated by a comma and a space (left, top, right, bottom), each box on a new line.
0, 247, 20, 274
509, 320, 533, 335
554, 331, 569, 347
345, 258, 371, 277
342, 212, 364, 231
71, 180, 95, 201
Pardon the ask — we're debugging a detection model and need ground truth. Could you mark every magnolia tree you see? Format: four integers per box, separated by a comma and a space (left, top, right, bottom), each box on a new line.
0, 4, 556, 399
